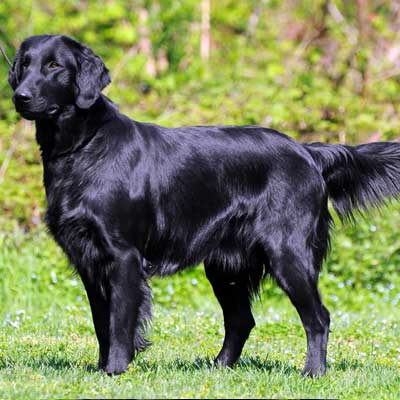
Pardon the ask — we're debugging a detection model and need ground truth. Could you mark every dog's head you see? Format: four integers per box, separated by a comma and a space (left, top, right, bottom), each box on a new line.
9, 34, 111, 120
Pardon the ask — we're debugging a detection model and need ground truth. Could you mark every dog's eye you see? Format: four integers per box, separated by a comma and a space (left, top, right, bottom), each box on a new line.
21, 60, 29, 68
48, 61, 61, 69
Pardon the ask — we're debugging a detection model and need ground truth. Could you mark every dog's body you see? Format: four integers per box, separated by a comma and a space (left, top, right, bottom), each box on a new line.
9, 35, 400, 376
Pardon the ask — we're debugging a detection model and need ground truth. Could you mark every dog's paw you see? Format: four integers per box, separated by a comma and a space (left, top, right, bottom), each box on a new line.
302, 364, 326, 378
214, 353, 237, 368
104, 359, 130, 376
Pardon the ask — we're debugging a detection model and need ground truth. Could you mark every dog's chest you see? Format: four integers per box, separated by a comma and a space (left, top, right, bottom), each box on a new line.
44, 161, 116, 270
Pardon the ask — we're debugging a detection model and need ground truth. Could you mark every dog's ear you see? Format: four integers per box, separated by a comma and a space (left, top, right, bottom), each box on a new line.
8, 49, 21, 90
75, 45, 111, 109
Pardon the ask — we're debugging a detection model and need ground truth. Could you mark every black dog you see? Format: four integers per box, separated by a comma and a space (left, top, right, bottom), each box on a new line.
9, 34, 400, 376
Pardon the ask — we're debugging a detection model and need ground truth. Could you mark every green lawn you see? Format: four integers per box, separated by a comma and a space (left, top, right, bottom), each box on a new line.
0, 287, 399, 398
0, 220, 400, 399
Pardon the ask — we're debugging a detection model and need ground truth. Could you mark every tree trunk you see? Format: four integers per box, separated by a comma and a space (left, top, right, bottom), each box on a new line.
138, 7, 157, 77
200, 0, 210, 61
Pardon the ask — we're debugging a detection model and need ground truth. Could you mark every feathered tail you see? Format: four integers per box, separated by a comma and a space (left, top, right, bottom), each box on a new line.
304, 142, 400, 220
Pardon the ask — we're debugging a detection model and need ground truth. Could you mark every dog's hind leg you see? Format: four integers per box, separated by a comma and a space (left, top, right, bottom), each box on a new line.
267, 245, 330, 377
205, 261, 259, 367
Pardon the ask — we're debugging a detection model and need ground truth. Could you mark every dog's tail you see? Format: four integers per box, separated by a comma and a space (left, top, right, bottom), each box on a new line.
304, 142, 400, 220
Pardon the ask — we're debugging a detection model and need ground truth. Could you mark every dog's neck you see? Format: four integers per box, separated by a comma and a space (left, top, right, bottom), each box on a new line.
35, 95, 115, 162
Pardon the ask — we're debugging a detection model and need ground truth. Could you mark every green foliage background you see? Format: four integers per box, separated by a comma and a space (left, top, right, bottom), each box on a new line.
0, 0, 400, 333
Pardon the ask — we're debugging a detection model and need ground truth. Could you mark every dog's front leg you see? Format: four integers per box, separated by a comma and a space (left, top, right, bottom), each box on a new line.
80, 270, 110, 371
104, 252, 147, 375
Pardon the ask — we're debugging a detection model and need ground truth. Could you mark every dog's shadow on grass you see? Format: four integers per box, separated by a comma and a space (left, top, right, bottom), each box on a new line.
0, 354, 365, 375
0, 355, 98, 373
135, 356, 301, 375
135, 356, 368, 376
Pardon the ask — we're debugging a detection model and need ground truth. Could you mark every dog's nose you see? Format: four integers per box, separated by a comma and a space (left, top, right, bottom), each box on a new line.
14, 91, 32, 103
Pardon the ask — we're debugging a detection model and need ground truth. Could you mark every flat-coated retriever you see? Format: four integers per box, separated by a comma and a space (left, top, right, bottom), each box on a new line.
9, 34, 400, 376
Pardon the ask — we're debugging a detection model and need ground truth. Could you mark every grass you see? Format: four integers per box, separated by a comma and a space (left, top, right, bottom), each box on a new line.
1, 219, 400, 398
0, 289, 399, 398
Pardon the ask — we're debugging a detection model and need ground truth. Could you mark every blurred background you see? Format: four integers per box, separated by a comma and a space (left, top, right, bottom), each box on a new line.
0, 0, 399, 342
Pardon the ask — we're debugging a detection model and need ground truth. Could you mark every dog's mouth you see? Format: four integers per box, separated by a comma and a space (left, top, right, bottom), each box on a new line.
16, 104, 60, 120
16, 108, 42, 120
47, 105, 60, 116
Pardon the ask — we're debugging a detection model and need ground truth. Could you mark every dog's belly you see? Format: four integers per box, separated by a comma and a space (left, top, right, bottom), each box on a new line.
143, 208, 261, 276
